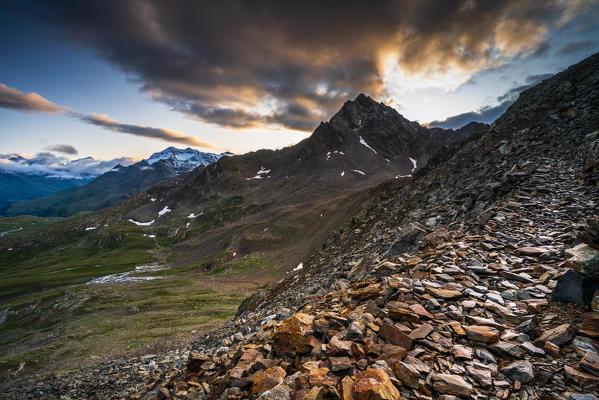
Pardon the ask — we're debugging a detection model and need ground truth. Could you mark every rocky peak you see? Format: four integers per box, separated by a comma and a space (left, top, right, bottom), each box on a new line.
330, 93, 401, 131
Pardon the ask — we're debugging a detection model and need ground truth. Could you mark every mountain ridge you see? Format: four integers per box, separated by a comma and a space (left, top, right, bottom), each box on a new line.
1, 147, 227, 217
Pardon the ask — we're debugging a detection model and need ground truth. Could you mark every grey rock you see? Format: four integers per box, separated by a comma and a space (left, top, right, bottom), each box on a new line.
551, 269, 599, 307
500, 360, 534, 384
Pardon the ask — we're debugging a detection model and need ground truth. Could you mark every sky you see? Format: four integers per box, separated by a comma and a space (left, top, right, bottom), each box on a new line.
1, 0, 599, 171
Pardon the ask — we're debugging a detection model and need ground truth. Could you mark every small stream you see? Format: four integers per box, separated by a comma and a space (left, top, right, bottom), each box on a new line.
85, 264, 171, 285
0, 227, 22, 239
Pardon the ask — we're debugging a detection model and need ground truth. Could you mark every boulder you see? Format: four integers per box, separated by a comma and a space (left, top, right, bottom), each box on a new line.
273, 313, 315, 356
500, 360, 534, 384
253, 366, 286, 396
353, 368, 401, 400
552, 269, 599, 307
566, 244, 599, 278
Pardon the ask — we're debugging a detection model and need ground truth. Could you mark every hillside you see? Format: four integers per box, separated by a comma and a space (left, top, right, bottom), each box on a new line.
0, 95, 486, 384
99, 95, 487, 274
5, 52, 596, 399
0, 172, 92, 208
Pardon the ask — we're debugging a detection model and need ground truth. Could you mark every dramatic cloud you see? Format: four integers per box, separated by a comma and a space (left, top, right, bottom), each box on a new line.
10, 0, 596, 130
0, 152, 138, 179
78, 113, 214, 148
0, 83, 69, 114
46, 144, 78, 155
0, 82, 213, 148
429, 73, 553, 129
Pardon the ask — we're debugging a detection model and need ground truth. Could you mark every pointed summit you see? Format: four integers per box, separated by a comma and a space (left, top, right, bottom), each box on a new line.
331, 94, 389, 129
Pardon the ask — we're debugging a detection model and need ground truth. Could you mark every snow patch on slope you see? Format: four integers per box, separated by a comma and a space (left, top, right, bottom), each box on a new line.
158, 206, 171, 216
409, 157, 417, 172
359, 136, 377, 154
246, 166, 271, 180
128, 219, 155, 226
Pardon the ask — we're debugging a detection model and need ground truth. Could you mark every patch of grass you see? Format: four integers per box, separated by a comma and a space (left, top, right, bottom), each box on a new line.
210, 254, 278, 277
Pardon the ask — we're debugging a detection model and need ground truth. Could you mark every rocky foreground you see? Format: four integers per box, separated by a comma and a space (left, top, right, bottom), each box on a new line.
3, 54, 599, 399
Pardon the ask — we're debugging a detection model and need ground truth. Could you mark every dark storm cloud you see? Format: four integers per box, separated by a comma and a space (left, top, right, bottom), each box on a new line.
429, 73, 553, 129
0, 82, 214, 148
10, 0, 593, 131
46, 144, 78, 155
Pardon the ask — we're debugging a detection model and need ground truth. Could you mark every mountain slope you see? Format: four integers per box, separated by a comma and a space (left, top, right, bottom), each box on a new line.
102, 95, 487, 274
1, 148, 228, 217
0, 94, 487, 384
133, 52, 599, 400
0, 172, 92, 208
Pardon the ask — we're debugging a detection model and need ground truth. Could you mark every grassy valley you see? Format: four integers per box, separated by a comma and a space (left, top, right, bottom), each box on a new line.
0, 214, 277, 380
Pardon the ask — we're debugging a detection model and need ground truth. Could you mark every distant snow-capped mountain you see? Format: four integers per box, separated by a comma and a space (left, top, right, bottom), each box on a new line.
145, 147, 232, 173
0, 152, 136, 179
2, 147, 228, 217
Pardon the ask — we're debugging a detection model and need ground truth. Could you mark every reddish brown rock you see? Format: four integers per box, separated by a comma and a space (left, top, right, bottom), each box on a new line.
307, 368, 337, 388
427, 287, 463, 300
534, 324, 576, 346
380, 323, 414, 349
186, 352, 211, 372
299, 386, 325, 400
253, 366, 286, 396
340, 375, 354, 400
273, 313, 315, 356
327, 336, 352, 356
432, 374, 473, 396
544, 341, 560, 357
351, 284, 382, 300
517, 247, 546, 256
564, 365, 599, 387
409, 323, 434, 340
581, 313, 599, 337
580, 351, 599, 376
379, 344, 407, 362
409, 303, 434, 319
229, 348, 264, 379
329, 356, 353, 372
392, 360, 420, 389
351, 342, 366, 359
452, 344, 473, 360
465, 325, 499, 343
387, 306, 421, 323
353, 368, 401, 400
